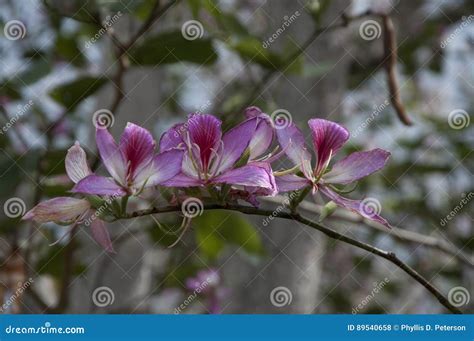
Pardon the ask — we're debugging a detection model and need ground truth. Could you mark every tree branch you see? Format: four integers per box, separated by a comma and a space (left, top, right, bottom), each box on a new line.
263, 196, 474, 268
236, 10, 374, 110
382, 14, 412, 125
119, 203, 463, 314
90, 0, 179, 171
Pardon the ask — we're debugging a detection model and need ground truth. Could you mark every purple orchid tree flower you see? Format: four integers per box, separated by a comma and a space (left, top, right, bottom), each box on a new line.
243, 106, 275, 162
275, 119, 391, 227
72, 123, 184, 197
159, 114, 276, 196
185, 268, 228, 314
23, 142, 116, 252
222, 106, 283, 206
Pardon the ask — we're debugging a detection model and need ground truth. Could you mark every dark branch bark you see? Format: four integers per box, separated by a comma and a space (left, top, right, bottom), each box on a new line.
120, 203, 462, 314
263, 197, 474, 268
382, 15, 412, 125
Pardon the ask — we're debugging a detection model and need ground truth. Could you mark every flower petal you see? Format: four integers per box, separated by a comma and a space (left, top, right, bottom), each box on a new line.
244, 106, 263, 118
217, 117, 258, 173
72, 175, 127, 196
319, 186, 390, 227
213, 163, 276, 194
243, 162, 278, 196
90, 218, 115, 253
65, 141, 92, 183
161, 173, 203, 187
308, 119, 349, 174
22, 197, 90, 223
96, 127, 127, 185
248, 115, 274, 160
323, 149, 391, 185
159, 123, 185, 152
182, 150, 201, 179
276, 122, 311, 167
275, 174, 311, 192
134, 149, 184, 188
119, 122, 156, 180
187, 114, 222, 170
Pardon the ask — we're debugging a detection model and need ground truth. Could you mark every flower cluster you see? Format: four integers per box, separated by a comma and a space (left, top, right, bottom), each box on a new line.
23, 107, 391, 252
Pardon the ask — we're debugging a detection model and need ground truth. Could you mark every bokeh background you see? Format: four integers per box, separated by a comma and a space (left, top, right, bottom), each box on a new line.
0, 0, 472, 314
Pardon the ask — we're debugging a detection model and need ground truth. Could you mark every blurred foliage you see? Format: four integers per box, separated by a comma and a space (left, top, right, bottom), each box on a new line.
193, 210, 264, 260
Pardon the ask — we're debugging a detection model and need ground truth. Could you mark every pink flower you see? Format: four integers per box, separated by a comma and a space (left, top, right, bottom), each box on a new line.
276, 119, 391, 227
185, 268, 227, 314
71, 123, 184, 196
23, 143, 115, 252
159, 114, 276, 195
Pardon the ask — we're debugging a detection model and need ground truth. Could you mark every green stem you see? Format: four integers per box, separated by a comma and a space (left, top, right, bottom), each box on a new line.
121, 196, 129, 215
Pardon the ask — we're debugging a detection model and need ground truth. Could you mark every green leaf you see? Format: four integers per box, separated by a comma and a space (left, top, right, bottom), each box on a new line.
230, 37, 302, 73
36, 243, 86, 278
49, 76, 108, 110
129, 31, 218, 66
43, 0, 100, 23
289, 187, 311, 211
216, 13, 249, 36
230, 38, 283, 70
319, 201, 338, 222
0, 150, 40, 202
55, 35, 86, 67
194, 210, 264, 260
96, 0, 139, 13
186, 0, 201, 18
13, 59, 52, 85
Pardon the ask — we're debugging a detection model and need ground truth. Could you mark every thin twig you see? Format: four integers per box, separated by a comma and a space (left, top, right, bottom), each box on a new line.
90, 0, 179, 171
382, 15, 412, 125
121, 203, 463, 314
235, 10, 374, 110
263, 196, 474, 268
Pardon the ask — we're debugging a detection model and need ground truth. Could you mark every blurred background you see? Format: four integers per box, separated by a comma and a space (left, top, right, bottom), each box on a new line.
0, 0, 472, 314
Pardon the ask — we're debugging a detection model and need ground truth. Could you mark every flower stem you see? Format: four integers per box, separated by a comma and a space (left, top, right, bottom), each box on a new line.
121, 196, 129, 215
